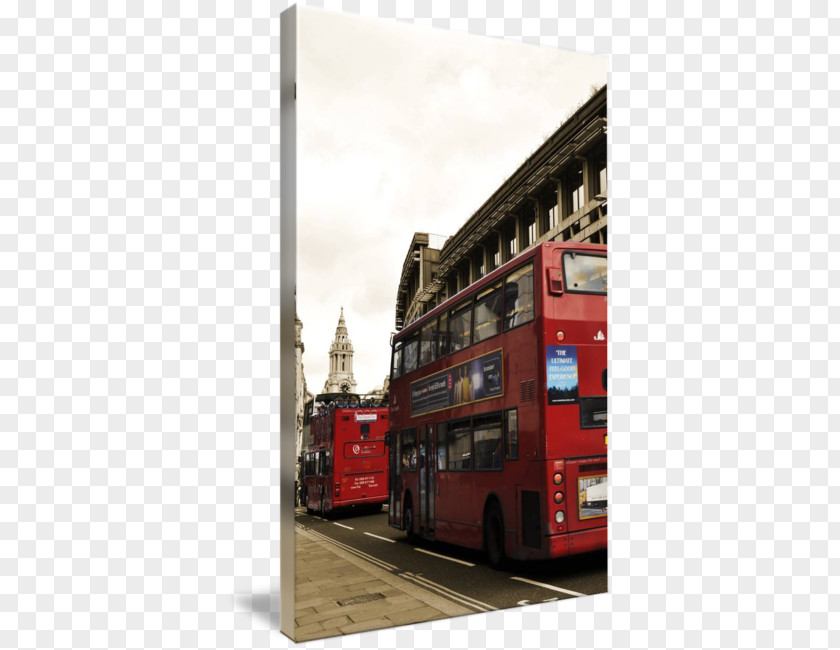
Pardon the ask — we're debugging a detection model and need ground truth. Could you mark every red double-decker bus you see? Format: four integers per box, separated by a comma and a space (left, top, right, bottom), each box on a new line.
387, 241, 607, 566
300, 393, 390, 517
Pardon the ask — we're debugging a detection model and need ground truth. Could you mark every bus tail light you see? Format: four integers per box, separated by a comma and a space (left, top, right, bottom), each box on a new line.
554, 491, 564, 504
553, 472, 564, 485
334, 482, 340, 498
555, 330, 565, 342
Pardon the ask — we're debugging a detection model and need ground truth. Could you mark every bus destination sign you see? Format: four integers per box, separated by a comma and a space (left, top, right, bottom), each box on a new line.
410, 349, 503, 416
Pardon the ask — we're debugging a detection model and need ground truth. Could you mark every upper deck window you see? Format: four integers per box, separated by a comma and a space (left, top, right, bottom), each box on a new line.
436, 311, 449, 358
503, 262, 535, 330
448, 299, 472, 353
403, 335, 419, 374
391, 341, 403, 379
473, 281, 502, 343
563, 252, 607, 294
419, 319, 436, 367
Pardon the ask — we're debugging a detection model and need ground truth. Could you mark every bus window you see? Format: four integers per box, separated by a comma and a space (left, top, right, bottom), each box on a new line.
563, 252, 607, 294
504, 409, 518, 460
473, 282, 502, 343
401, 429, 417, 471
473, 412, 503, 470
503, 262, 534, 330
446, 419, 471, 471
436, 311, 449, 358
448, 299, 472, 353
436, 422, 448, 471
403, 336, 419, 374
419, 318, 436, 366
391, 341, 403, 379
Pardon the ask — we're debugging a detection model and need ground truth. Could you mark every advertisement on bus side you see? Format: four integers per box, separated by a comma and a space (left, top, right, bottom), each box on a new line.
410, 349, 503, 416
546, 345, 579, 404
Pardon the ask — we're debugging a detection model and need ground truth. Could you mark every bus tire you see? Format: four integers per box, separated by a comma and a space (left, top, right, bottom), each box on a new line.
403, 494, 416, 541
484, 503, 506, 569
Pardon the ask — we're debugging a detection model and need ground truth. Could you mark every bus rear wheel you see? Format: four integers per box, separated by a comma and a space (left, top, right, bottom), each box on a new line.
403, 496, 416, 541
484, 504, 506, 569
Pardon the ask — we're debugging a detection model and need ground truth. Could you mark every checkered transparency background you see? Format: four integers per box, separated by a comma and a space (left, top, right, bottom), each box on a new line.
0, 1, 836, 649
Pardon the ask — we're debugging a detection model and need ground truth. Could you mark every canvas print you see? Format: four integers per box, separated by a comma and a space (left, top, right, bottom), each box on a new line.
281, 5, 608, 642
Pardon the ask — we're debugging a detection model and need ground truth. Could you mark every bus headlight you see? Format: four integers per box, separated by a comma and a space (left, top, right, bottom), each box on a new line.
555, 510, 565, 524
554, 491, 564, 504
553, 472, 563, 485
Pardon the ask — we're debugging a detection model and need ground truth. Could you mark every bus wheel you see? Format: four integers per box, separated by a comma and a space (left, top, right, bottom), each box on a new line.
403, 496, 416, 541
484, 503, 506, 569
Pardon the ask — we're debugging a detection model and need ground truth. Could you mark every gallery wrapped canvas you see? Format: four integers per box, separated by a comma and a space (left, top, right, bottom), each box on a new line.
280, 5, 608, 642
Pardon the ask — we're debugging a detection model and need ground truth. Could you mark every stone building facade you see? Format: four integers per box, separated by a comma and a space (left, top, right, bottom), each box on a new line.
395, 85, 607, 330
295, 312, 313, 463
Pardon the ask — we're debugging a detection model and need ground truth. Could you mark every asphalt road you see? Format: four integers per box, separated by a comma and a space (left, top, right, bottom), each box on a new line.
295, 505, 607, 614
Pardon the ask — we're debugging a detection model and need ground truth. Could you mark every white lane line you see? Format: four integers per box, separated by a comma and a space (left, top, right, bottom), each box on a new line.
303, 526, 398, 572
402, 572, 495, 612
363, 532, 396, 543
414, 548, 475, 567
333, 522, 354, 530
510, 576, 586, 597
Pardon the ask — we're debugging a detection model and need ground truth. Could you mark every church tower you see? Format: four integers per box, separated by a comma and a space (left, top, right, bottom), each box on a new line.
322, 307, 358, 394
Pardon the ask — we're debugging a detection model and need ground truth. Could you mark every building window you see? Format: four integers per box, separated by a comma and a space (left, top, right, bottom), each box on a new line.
545, 189, 559, 231
595, 152, 607, 197
527, 216, 536, 247
564, 163, 584, 215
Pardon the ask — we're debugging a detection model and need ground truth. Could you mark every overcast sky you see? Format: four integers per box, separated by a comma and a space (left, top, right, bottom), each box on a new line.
296, 7, 607, 395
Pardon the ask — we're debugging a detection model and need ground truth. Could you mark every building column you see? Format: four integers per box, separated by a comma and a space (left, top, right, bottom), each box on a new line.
514, 214, 524, 257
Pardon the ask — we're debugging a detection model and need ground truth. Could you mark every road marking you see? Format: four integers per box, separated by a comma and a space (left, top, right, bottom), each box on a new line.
402, 572, 495, 612
333, 522, 354, 530
300, 524, 398, 572
414, 548, 475, 567
363, 532, 396, 543
510, 576, 586, 597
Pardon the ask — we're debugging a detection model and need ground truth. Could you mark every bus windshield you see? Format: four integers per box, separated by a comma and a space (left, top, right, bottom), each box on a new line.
563, 252, 607, 294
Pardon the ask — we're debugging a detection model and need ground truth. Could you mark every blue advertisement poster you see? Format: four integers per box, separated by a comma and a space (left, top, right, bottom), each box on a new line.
410, 349, 504, 417
546, 345, 579, 404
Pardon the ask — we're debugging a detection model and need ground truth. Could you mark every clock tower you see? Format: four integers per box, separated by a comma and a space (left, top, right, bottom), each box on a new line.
322, 307, 358, 394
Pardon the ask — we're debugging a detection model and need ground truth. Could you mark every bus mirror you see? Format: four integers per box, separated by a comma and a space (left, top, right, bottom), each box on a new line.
547, 267, 564, 295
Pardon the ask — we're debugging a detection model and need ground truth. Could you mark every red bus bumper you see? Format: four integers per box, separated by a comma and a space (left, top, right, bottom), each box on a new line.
548, 525, 607, 557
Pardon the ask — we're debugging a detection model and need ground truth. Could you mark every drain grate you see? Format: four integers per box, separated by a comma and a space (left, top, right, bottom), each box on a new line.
336, 593, 385, 607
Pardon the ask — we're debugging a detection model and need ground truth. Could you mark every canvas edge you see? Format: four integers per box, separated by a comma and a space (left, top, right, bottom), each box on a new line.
279, 3, 297, 642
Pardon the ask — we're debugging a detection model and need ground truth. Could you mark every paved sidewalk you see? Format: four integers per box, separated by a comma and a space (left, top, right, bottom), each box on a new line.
293, 525, 471, 641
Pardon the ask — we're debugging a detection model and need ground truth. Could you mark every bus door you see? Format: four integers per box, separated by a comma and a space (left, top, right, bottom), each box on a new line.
388, 431, 400, 527
418, 422, 435, 534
